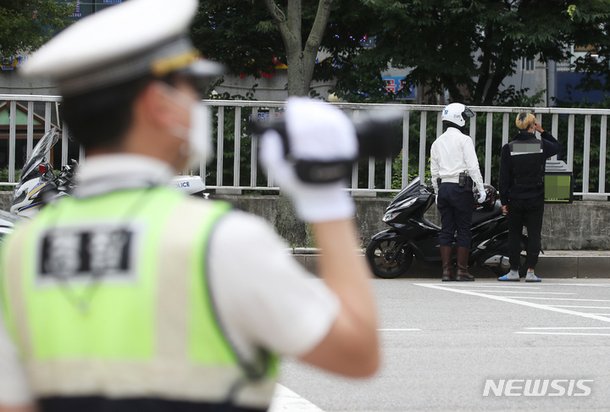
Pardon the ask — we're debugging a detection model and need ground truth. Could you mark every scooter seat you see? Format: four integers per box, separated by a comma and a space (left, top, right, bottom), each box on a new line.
471, 204, 502, 226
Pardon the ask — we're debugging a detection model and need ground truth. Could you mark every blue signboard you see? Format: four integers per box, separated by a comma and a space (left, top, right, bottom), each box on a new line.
73, 0, 124, 19
556, 72, 607, 104
382, 76, 416, 100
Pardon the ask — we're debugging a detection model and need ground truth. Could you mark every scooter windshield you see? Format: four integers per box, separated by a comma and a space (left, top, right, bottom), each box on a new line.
19, 128, 59, 186
390, 177, 421, 205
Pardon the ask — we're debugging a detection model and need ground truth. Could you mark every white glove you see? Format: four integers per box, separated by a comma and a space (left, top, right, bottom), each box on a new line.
477, 190, 487, 204
259, 97, 357, 222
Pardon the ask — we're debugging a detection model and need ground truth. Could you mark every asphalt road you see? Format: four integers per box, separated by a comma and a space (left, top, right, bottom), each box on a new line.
272, 278, 610, 412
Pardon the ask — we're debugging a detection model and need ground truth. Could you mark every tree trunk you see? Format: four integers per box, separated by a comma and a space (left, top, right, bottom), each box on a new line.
473, 24, 493, 105
263, 0, 334, 96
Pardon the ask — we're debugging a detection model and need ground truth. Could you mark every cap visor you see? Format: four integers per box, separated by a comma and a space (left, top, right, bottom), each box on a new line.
183, 59, 224, 77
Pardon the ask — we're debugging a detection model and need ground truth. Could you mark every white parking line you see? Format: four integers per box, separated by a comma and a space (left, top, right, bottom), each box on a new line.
462, 290, 575, 295
531, 283, 610, 287
442, 284, 541, 289
551, 305, 610, 309
516, 331, 610, 337
269, 384, 325, 412
517, 326, 610, 337
504, 297, 610, 302
525, 327, 610, 330
414, 283, 610, 323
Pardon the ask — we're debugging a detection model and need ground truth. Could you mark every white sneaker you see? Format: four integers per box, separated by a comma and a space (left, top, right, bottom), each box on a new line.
525, 271, 541, 282
498, 270, 520, 281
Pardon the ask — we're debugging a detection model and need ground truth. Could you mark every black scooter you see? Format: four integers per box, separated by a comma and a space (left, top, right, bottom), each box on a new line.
365, 177, 528, 279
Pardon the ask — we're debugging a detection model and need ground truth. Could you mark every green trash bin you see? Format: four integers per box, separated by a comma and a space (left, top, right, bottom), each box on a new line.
544, 160, 573, 203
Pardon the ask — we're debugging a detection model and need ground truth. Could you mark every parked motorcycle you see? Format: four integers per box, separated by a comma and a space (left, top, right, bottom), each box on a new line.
10, 128, 71, 218
9, 128, 210, 221
365, 177, 528, 279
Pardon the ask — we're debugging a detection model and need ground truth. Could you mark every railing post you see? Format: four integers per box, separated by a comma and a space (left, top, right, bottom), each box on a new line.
26, 101, 34, 158
567, 114, 575, 171
8, 101, 16, 183
216, 106, 224, 187
599, 115, 607, 196
582, 115, 591, 194
233, 106, 242, 188
401, 111, 410, 188
44, 102, 52, 163
418, 111, 427, 181
551, 113, 559, 161
250, 108, 258, 188
501, 113, 509, 146
484, 112, 493, 184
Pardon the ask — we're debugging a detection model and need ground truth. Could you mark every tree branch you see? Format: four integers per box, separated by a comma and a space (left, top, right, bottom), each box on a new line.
262, 0, 292, 45
262, 0, 285, 23
303, 0, 334, 89
305, 0, 334, 52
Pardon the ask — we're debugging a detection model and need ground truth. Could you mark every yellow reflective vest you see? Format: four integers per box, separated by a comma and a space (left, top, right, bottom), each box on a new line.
0, 187, 278, 409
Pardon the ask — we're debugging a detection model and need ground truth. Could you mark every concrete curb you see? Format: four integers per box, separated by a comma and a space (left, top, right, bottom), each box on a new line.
291, 249, 610, 279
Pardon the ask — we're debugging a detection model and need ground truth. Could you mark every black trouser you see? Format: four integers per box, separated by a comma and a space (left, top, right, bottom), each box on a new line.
437, 183, 474, 248
508, 196, 544, 270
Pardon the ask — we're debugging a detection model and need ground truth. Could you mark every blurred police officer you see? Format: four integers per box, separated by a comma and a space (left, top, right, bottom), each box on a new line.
498, 112, 560, 282
0, 1, 379, 411
431, 103, 486, 282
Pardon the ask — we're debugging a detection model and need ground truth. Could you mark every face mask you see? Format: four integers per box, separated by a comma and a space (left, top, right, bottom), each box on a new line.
188, 102, 212, 164
159, 83, 213, 167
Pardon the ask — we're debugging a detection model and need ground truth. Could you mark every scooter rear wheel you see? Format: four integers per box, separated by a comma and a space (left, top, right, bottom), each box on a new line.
365, 238, 414, 279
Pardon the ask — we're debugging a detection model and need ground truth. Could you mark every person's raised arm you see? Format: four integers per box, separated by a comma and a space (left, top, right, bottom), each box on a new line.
535, 123, 560, 158
259, 97, 379, 377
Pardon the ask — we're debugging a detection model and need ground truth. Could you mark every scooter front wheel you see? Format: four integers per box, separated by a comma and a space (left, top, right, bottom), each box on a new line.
365, 238, 414, 279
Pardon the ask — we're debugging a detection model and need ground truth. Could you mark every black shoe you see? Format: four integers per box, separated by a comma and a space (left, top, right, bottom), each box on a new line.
456, 273, 475, 281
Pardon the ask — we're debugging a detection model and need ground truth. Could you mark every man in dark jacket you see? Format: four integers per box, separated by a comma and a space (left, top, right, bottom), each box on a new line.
498, 112, 560, 282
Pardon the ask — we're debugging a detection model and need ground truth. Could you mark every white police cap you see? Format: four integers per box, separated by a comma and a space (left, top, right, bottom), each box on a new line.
20, 0, 222, 95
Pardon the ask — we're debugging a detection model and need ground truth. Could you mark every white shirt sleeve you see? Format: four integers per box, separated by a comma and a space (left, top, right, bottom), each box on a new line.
430, 142, 439, 193
462, 136, 485, 191
0, 307, 32, 406
208, 211, 339, 361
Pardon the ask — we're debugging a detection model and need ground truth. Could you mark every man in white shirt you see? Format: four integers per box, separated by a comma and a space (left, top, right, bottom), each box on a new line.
430, 103, 486, 281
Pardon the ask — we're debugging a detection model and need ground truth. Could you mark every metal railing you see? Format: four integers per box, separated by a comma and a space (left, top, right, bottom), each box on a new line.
1, 94, 608, 198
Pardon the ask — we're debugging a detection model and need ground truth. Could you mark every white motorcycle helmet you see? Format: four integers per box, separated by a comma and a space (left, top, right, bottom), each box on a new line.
441, 102, 475, 128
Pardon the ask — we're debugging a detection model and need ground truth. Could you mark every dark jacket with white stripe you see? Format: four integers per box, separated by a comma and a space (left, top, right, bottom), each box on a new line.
499, 131, 560, 205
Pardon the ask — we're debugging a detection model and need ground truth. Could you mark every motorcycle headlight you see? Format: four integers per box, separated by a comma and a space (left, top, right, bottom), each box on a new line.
382, 210, 401, 222
382, 197, 417, 222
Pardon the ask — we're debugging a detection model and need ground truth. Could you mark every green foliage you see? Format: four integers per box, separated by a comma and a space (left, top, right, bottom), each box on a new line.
0, 168, 19, 191
495, 87, 546, 107
191, 1, 283, 78
190, 0, 610, 106
0, 0, 74, 56
569, 0, 610, 97
342, 0, 586, 105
